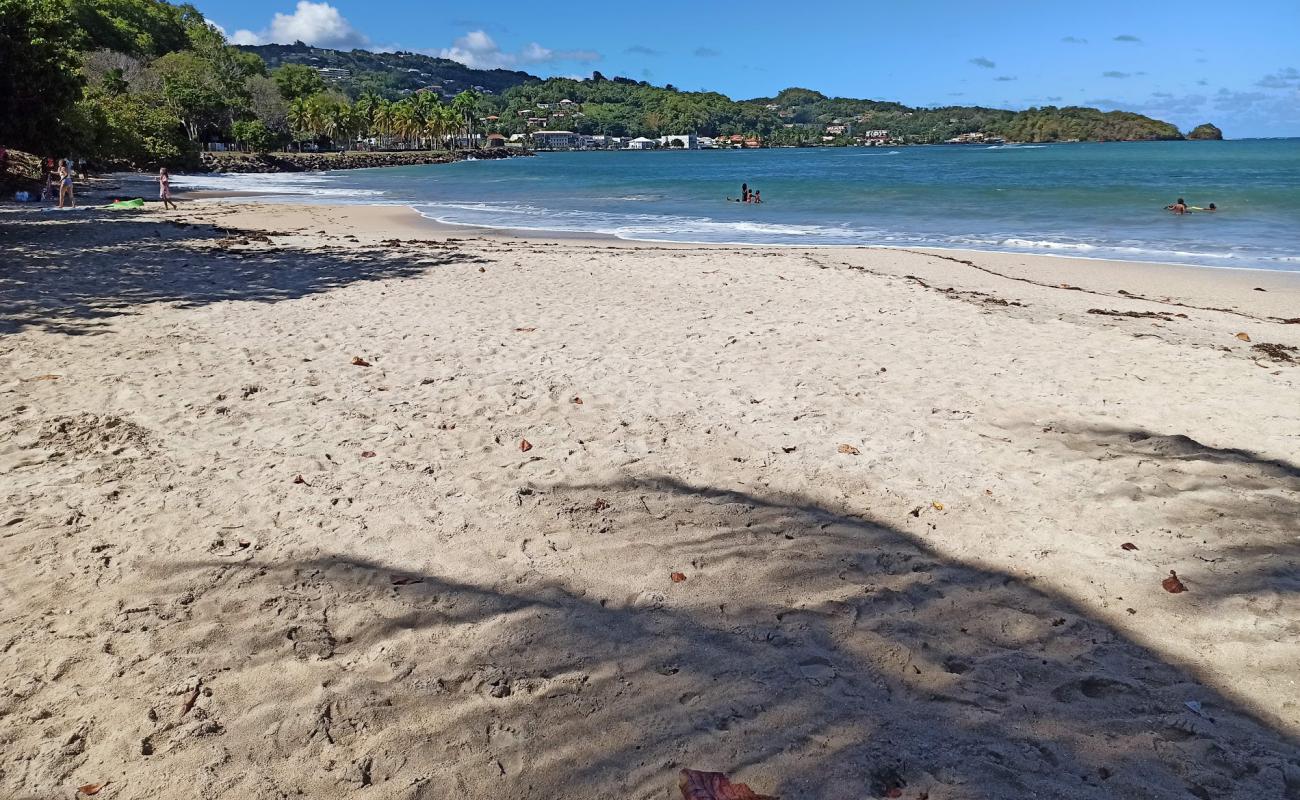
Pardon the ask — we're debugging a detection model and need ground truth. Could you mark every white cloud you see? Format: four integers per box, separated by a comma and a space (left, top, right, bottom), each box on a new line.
437, 29, 599, 69
230, 1, 370, 49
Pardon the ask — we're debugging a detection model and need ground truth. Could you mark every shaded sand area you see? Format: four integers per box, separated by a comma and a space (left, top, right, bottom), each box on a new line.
2, 201, 1299, 799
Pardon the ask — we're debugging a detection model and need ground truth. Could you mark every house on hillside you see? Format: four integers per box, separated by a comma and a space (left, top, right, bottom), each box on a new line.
485, 133, 507, 148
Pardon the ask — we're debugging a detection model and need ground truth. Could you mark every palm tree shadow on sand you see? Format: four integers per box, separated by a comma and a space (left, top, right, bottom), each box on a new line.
0, 210, 488, 336
160, 474, 1300, 800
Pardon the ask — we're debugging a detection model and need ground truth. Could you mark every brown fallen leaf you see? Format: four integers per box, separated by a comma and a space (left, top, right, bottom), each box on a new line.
679, 769, 774, 800
391, 575, 424, 586
1162, 570, 1188, 594
1120, 542, 1139, 551
23, 374, 62, 381
931, 501, 945, 511
670, 572, 687, 583
78, 783, 109, 796
515, 327, 537, 332
1235, 332, 1251, 342
571, 396, 584, 404
519, 439, 533, 452
351, 356, 372, 367
180, 680, 201, 718
292, 475, 309, 485
360, 451, 376, 458
837, 443, 860, 455
237, 538, 251, 549
593, 498, 610, 511
478, 266, 486, 273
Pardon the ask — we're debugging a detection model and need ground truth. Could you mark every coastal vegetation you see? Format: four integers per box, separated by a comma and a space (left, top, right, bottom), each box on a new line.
0, 0, 1197, 170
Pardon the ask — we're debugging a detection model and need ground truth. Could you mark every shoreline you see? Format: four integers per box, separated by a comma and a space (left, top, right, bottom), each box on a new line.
163, 167, 1300, 275
159, 198, 1300, 315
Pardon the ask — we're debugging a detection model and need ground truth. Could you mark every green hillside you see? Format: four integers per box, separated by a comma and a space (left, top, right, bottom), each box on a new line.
480, 82, 1185, 144
235, 42, 536, 99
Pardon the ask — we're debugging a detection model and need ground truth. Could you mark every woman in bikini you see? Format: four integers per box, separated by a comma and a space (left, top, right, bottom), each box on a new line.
57, 163, 74, 209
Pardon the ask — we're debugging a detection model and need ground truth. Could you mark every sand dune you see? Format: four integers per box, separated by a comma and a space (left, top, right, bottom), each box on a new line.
2, 202, 1298, 799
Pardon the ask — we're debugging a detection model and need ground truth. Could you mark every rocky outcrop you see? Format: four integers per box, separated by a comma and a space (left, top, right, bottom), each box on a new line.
1187, 123, 1224, 140
197, 148, 528, 174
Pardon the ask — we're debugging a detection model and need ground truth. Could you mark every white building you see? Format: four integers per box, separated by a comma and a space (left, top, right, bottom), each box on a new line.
626, 137, 658, 150
658, 133, 699, 150
531, 130, 581, 150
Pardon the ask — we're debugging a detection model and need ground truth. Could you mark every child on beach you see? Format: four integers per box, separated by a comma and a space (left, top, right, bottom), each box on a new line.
157, 167, 177, 210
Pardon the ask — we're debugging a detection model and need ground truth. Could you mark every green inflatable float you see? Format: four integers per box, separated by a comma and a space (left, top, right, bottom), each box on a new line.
106, 198, 145, 211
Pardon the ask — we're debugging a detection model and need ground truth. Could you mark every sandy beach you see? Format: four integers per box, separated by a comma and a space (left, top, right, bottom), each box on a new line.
2, 199, 1299, 799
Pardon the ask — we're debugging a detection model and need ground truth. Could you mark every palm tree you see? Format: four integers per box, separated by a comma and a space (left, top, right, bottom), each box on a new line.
354, 93, 381, 147
452, 89, 482, 148
392, 100, 421, 149
287, 97, 312, 150
325, 102, 356, 151
411, 92, 442, 149
371, 99, 395, 148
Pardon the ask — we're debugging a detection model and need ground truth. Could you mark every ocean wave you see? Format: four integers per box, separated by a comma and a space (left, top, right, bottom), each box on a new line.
1000, 238, 1097, 251
169, 172, 387, 197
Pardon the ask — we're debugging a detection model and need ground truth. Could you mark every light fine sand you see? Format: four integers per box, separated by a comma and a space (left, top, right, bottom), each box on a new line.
2, 201, 1299, 799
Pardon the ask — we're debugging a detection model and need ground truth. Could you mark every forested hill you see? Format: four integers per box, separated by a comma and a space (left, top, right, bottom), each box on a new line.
483, 81, 1184, 144
224, 44, 1184, 144
235, 43, 536, 98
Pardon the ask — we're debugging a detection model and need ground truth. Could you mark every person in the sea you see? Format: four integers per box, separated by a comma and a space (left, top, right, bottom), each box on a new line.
1165, 198, 1188, 214
741, 183, 750, 202
157, 167, 177, 210
1206, 203, 1217, 212
751, 190, 762, 204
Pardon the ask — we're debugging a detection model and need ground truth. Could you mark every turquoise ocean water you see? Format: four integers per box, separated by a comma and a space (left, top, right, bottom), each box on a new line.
178, 139, 1300, 271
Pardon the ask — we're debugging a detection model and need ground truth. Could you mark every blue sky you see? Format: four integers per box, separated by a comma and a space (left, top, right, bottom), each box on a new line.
202, 0, 1300, 137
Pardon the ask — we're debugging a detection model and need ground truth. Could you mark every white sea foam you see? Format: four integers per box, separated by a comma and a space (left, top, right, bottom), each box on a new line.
169, 171, 387, 198
1000, 238, 1097, 251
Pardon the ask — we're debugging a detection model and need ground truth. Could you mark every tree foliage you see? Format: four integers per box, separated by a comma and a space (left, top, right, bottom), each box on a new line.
273, 63, 326, 101
0, 0, 85, 151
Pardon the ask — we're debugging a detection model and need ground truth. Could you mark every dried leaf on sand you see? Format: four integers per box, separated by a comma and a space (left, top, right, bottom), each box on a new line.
77, 783, 109, 796
1235, 332, 1251, 342
519, 439, 533, 452
671, 572, 687, 583
1121, 542, 1139, 551
1162, 570, 1188, 594
351, 356, 372, 367
679, 768, 774, 800
837, 444, 860, 455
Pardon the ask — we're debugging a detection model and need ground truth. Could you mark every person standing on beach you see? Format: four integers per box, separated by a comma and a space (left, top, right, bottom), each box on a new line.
57, 163, 74, 209
157, 167, 177, 210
